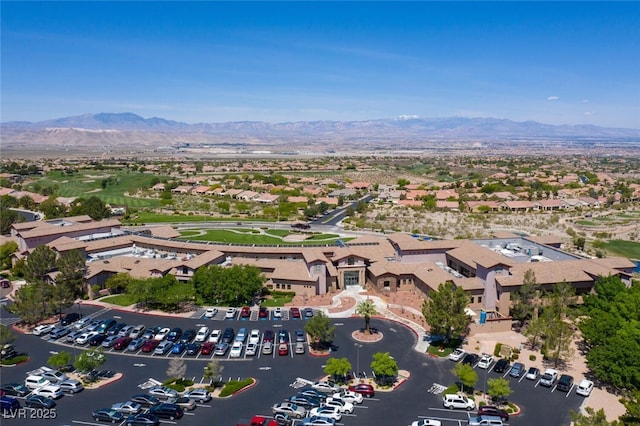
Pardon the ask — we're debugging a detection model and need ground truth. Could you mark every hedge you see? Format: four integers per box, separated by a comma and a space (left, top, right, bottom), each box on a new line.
219, 378, 254, 397
0, 355, 28, 365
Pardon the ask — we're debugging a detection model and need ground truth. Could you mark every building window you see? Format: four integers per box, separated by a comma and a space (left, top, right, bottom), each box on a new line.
182, 267, 188, 275
347, 257, 355, 266
287, 284, 291, 290
470, 296, 475, 303
478, 296, 482, 303
276, 283, 280, 289
383, 280, 390, 288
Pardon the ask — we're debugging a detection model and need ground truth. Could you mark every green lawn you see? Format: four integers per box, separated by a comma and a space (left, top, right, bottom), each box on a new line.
178, 229, 351, 245
99, 294, 136, 306
27, 170, 169, 208
123, 212, 277, 224
602, 240, 640, 260
260, 291, 296, 307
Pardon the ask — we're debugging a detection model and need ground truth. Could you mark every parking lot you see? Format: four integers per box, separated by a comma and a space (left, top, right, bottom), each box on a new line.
1, 305, 585, 425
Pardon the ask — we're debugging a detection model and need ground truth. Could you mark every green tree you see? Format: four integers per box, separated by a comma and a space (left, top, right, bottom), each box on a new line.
355, 299, 378, 334
38, 197, 68, 219
74, 348, 106, 373
487, 377, 512, 404
540, 282, 576, 366
0, 324, 17, 346
6, 284, 47, 324
324, 357, 352, 384
422, 282, 471, 341
69, 196, 111, 220
569, 407, 619, 426
0, 241, 18, 270
191, 264, 264, 306
370, 352, 398, 385
304, 311, 335, 349
523, 316, 545, 350
56, 249, 87, 299
127, 275, 194, 311
453, 362, 478, 393
509, 269, 538, 326
574, 236, 586, 251
24, 245, 57, 284
620, 389, 640, 424
397, 178, 410, 189
48, 351, 72, 369
0, 204, 19, 235
105, 272, 132, 294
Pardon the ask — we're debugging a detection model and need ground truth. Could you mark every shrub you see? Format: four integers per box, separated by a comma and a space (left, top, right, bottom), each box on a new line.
443, 383, 460, 395
219, 378, 254, 397
529, 354, 536, 361
0, 354, 28, 365
511, 353, 519, 360
493, 343, 503, 357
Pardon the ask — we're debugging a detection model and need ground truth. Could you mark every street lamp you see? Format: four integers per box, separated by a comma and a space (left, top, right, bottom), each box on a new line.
354, 343, 362, 379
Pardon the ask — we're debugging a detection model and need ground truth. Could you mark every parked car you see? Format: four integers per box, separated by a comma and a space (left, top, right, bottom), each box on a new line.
294, 329, 306, 342
113, 336, 133, 350
92, 408, 125, 423
287, 395, 321, 409
129, 325, 146, 339
112, 401, 143, 415
166, 328, 182, 342
576, 379, 594, 396
40, 369, 68, 384
66, 330, 84, 343
259, 306, 269, 318
32, 385, 63, 399
448, 348, 466, 362
208, 329, 221, 343
108, 323, 127, 336
204, 307, 218, 318
478, 405, 509, 421
171, 342, 186, 354
180, 329, 196, 343
59, 379, 84, 394
172, 396, 197, 411
468, 415, 504, 426
221, 327, 235, 343
278, 329, 290, 343
295, 342, 305, 354
25, 375, 50, 390
60, 312, 80, 326
124, 413, 160, 426
262, 341, 273, 355
312, 381, 340, 394
263, 329, 275, 342
477, 354, 494, 369
240, 306, 251, 318
225, 307, 237, 319
101, 335, 120, 348
249, 329, 261, 344
245, 342, 258, 356
49, 326, 71, 340
118, 325, 135, 337
442, 393, 475, 410
89, 333, 108, 346
271, 402, 307, 419
461, 353, 479, 366
74, 317, 91, 329
509, 362, 525, 378
154, 327, 170, 341
300, 416, 335, 426
273, 307, 283, 318
525, 367, 540, 380
148, 386, 178, 401
230, 341, 243, 358
0, 383, 29, 397
410, 420, 442, 426
332, 389, 363, 404
149, 403, 184, 420
154, 341, 173, 355
348, 383, 375, 398
278, 343, 289, 356
214, 342, 229, 356
141, 340, 160, 353
557, 374, 574, 392
0, 396, 21, 413
185, 342, 201, 355
323, 397, 354, 414
25, 394, 56, 409
97, 319, 117, 334
200, 341, 215, 355
183, 388, 211, 403
130, 394, 161, 407
127, 338, 146, 352
195, 326, 210, 342
299, 389, 328, 402
309, 406, 342, 421
32, 324, 55, 336
290, 307, 301, 319
540, 369, 559, 387
142, 326, 161, 340
304, 308, 314, 318
493, 358, 510, 373
235, 327, 248, 343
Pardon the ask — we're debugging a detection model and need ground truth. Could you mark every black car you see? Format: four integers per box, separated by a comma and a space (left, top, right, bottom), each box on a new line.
149, 403, 184, 420
166, 328, 183, 342
92, 408, 124, 423
108, 323, 127, 336
185, 342, 201, 355
263, 329, 275, 343
493, 358, 510, 373
179, 329, 196, 344
288, 394, 321, 409
278, 329, 290, 343
478, 405, 509, 421
130, 394, 161, 407
1, 383, 30, 397
60, 312, 80, 326
557, 374, 574, 392
461, 353, 479, 366
221, 327, 235, 343
125, 413, 160, 426
25, 394, 56, 409
89, 333, 108, 346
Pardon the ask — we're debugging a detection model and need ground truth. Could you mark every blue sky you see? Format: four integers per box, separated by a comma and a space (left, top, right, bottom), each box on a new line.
1, 1, 639, 127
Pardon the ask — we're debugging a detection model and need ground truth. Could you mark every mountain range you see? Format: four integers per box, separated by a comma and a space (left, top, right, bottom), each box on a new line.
2, 113, 639, 152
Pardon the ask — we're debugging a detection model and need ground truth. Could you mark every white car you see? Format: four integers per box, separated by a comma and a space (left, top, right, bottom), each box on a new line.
245, 342, 258, 356
576, 379, 594, 396
311, 381, 341, 394
310, 406, 342, 421
195, 326, 210, 342
129, 325, 146, 339
249, 329, 261, 344
40, 370, 68, 384
32, 324, 55, 336
225, 308, 237, 319
183, 388, 212, 403
148, 386, 178, 400
540, 368, 559, 387
477, 354, 494, 369
208, 329, 221, 343
332, 389, 363, 404
411, 420, 442, 426
271, 402, 307, 419
229, 341, 243, 358
442, 393, 475, 410
323, 397, 354, 414
75, 331, 99, 345
111, 401, 143, 414
32, 385, 63, 399
154, 327, 171, 341
448, 348, 466, 362
204, 307, 218, 318
273, 307, 282, 318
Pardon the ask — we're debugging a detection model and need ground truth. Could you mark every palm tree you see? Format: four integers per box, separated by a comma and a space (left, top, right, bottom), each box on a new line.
356, 299, 378, 334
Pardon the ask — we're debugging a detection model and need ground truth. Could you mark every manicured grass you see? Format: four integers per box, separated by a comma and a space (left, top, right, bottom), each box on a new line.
266, 229, 291, 237
124, 212, 277, 224
219, 378, 254, 397
601, 240, 640, 260
178, 230, 201, 237
179, 229, 350, 246
305, 233, 340, 240
260, 291, 296, 307
99, 294, 136, 306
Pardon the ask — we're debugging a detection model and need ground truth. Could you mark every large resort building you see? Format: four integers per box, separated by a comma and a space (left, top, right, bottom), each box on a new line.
11, 216, 636, 320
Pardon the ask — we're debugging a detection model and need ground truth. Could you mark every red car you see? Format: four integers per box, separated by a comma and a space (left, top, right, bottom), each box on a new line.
141, 339, 160, 353
113, 336, 132, 350
348, 383, 375, 398
258, 306, 268, 319
200, 342, 215, 355
478, 405, 509, 421
240, 307, 251, 318
290, 307, 301, 319
278, 343, 289, 356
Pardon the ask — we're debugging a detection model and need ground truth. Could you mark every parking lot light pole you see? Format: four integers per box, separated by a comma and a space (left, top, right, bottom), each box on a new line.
354, 343, 362, 378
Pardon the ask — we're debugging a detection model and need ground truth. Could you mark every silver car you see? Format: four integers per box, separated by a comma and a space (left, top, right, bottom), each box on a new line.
272, 402, 307, 419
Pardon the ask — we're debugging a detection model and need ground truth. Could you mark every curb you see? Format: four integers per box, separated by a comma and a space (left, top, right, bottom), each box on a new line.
0, 357, 30, 368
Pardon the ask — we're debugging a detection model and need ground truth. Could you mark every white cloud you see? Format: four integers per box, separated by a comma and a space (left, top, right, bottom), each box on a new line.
582, 99, 589, 103
584, 111, 593, 115
546, 96, 559, 101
